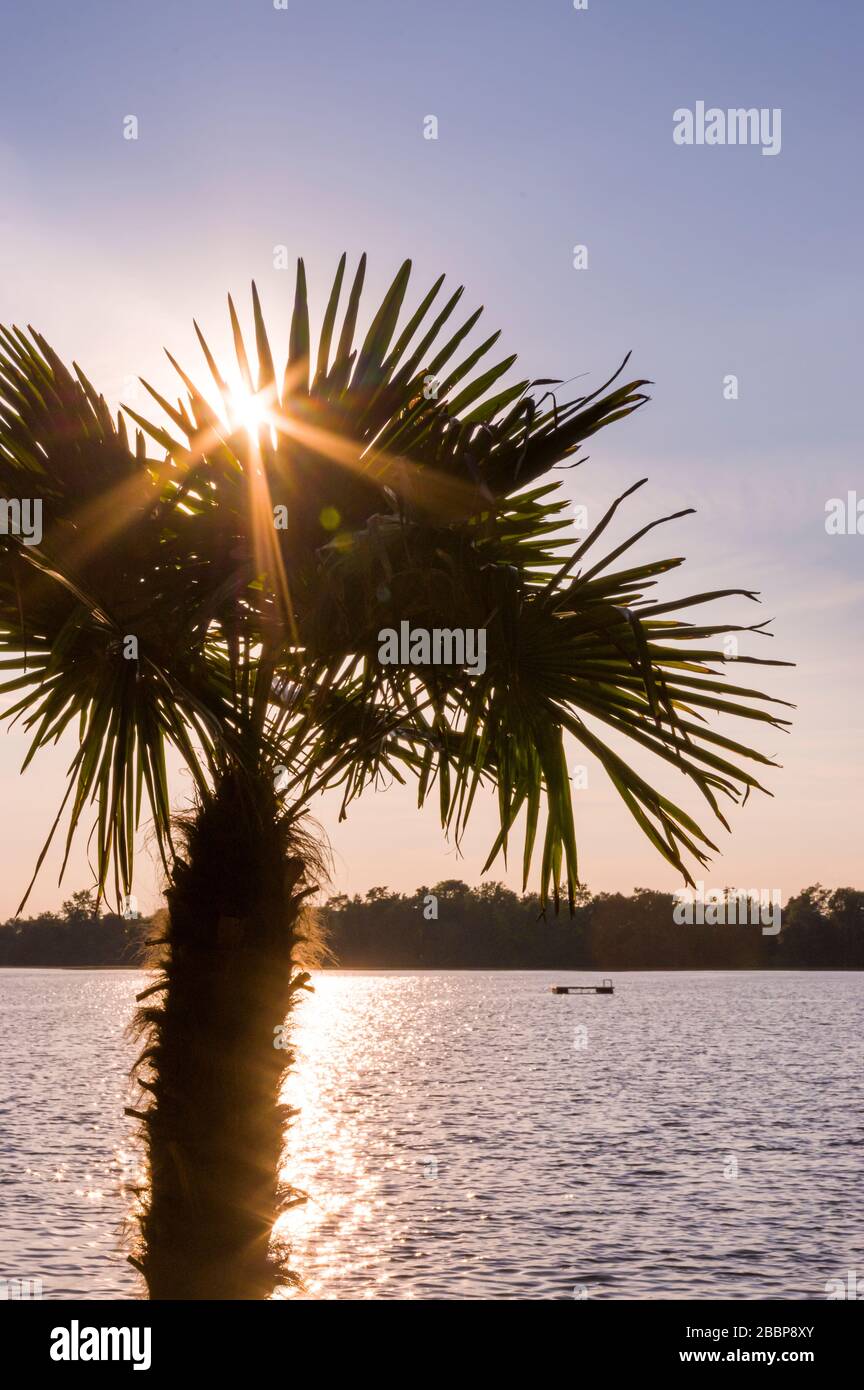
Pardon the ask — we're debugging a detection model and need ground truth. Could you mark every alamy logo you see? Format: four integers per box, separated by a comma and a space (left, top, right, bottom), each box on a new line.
673, 883, 782, 936
825, 493, 864, 534
50, 1320, 151, 1370
673, 102, 781, 156
377, 623, 486, 676
825, 1270, 863, 1300
0, 498, 42, 545
0, 1276, 42, 1299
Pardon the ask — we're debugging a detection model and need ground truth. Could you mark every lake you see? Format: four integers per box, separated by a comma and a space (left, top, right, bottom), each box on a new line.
0, 969, 861, 1300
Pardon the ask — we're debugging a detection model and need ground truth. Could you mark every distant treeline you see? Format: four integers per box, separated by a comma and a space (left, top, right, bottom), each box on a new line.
0, 891, 148, 967
2, 883, 862, 970
321, 882, 864, 970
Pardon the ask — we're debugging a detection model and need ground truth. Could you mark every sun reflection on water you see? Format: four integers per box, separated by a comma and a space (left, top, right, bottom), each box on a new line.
271, 975, 391, 1299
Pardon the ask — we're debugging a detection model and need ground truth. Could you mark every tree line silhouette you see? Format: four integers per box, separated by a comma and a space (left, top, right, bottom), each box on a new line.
2, 882, 861, 969
0, 890, 146, 967
322, 882, 864, 969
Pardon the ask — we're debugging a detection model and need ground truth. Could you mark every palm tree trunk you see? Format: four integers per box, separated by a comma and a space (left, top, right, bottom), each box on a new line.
129, 769, 321, 1300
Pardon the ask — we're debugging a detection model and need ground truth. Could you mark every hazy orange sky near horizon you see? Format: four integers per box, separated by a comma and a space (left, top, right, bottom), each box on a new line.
1, 0, 862, 919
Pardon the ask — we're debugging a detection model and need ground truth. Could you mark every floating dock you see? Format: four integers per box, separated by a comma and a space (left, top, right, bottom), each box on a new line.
555, 984, 616, 995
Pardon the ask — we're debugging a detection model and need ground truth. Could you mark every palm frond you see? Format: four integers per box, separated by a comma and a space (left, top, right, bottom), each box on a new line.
1, 257, 792, 911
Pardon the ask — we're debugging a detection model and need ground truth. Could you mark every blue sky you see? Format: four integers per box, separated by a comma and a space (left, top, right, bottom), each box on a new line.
1, 0, 862, 916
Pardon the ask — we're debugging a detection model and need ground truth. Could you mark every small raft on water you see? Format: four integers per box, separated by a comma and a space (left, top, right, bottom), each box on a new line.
550, 978, 614, 995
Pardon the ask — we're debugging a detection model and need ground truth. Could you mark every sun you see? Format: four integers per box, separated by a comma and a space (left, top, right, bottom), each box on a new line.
226, 382, 273, 439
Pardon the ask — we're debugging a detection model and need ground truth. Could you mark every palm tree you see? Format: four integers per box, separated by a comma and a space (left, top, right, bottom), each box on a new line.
0, 256, 791, 1298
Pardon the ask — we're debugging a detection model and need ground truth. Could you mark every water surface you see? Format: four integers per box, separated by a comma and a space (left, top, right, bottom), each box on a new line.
1, 969, 860, 1299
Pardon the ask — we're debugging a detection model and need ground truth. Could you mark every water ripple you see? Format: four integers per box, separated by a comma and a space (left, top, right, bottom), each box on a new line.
0, 968, 860, 1300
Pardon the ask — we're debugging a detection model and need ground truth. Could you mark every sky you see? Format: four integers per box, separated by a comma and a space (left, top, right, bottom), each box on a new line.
1, 0, 862, 918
